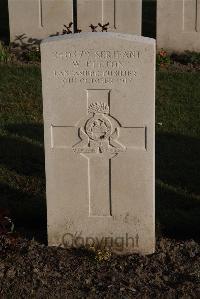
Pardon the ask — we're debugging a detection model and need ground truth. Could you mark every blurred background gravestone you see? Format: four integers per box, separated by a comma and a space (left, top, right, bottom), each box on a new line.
3, 0, 158, 44
77, 0, 142, 34
8, 0, 73, 44
157, 0, 200, 52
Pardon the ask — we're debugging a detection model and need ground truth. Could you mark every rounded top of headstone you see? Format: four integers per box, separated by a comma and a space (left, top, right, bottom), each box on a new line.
41, 32, 155, 46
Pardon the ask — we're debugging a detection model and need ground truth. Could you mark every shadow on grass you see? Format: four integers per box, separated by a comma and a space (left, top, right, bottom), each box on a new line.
4, 123, 44, 144
156, 132, 200, 240
0, 134, 44, 177
156, 184, 200, 240
0, 181, 47, 244
0, 123, 47, 243
156, 132, 200, 195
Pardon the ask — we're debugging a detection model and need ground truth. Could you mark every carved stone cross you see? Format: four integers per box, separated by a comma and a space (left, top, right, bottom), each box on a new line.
52, 89, 146, 217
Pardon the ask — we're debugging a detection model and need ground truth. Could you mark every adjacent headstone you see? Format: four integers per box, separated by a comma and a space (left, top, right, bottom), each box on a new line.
41, 32, 155, 254
8, 0, 72, 43
77, 0, 142, 34
157, 0, 200, 52
8, 0, 142, 43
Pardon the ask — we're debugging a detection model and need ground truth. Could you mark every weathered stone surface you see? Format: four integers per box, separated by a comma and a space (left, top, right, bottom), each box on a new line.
157, 0, 200, 52
41, 33, 155, 254
77, 0, 142, 34
8, 0, 72, 43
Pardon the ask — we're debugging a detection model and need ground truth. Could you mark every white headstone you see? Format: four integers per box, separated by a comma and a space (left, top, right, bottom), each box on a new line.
8, 0, 73, 43
77, 0, 142, 34
41, 33, 155, 254
157, 0, 200, 52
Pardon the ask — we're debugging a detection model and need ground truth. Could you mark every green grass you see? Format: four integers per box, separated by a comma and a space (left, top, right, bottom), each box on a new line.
0, 64, 46, 240
0, 64, 200, 241
156, 71, 200, 239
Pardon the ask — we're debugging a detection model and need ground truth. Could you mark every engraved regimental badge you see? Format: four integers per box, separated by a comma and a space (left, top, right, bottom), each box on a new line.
73, 102, 126, 157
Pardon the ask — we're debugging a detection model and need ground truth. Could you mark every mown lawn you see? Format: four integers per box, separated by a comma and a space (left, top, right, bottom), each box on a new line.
0, 64, 200, 242
156, 71, 200, 239
0, 65, 46, 240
